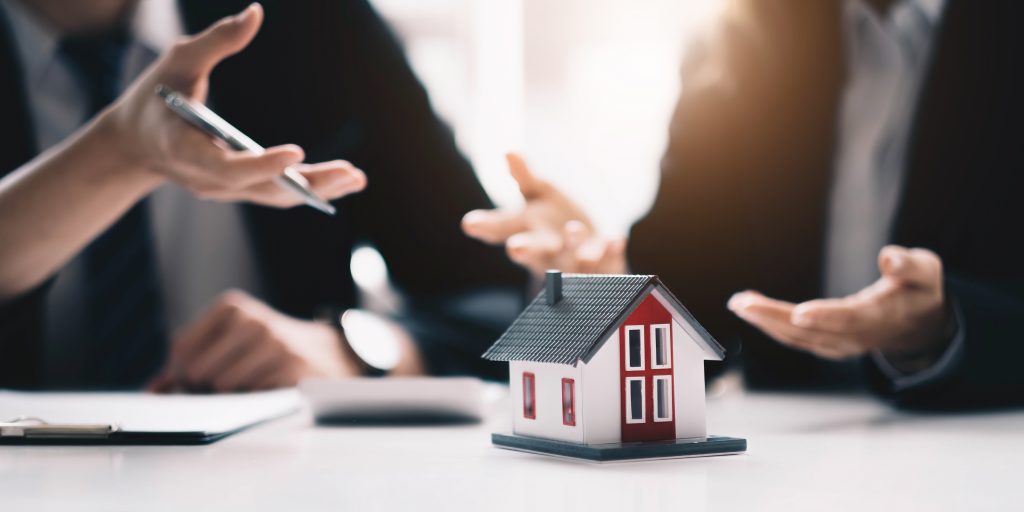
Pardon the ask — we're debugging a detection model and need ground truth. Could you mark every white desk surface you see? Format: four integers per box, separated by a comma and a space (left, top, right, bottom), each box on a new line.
2, 387, 1022, 511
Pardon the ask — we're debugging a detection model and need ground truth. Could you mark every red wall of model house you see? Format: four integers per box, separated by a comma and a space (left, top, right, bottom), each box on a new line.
618, 294, 675, 442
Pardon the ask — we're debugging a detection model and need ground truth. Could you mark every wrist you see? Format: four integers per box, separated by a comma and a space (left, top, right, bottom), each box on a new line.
881, 301, 958, 374
85, 110, 165, 195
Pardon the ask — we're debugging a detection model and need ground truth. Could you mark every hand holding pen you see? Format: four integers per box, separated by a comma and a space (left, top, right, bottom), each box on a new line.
0, 3, 368, 300
103, 3, 366, 210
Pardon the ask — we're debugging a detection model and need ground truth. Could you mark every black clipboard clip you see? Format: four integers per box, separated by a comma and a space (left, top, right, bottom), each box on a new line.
0, 416, 119, 439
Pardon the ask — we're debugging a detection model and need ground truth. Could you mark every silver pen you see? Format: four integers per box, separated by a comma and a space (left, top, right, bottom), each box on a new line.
155, 85, 336, 216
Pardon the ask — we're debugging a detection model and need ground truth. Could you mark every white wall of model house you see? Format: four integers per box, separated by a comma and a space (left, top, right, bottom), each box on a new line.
510, 291, 711, 444
579, 330, 620, 444
509, 360, 584, 443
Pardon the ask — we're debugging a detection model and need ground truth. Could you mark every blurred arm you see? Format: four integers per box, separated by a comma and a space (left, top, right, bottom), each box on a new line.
328, 0, 527, 375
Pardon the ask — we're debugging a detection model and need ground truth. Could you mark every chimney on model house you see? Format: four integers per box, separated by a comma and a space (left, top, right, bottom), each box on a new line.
545, 270, 563, 306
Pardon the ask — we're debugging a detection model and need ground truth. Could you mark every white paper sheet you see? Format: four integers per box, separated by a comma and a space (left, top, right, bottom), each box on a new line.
0, 388, 300, 434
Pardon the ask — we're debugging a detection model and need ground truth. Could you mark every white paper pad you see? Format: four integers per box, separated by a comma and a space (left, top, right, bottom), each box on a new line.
0, 388, 300, 434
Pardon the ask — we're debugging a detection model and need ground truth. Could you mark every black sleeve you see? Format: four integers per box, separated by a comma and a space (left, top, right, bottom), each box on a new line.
866, 274, 1024, 410
628, 2, 818, 354
628, 2, 845, 382
0, 283, 48, 388
316, 0, 527, 374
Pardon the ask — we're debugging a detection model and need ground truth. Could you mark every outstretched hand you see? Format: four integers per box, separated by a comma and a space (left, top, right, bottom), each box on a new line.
727, 245, 955, 372
461, 153, 627, 279
102, 3, 366, 207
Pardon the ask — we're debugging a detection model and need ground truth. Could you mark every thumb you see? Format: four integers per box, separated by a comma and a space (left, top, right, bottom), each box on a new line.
145, 369, 175, 393
461, 208, 529, 244
878, 245, 943, 290
563, 220, 590, 254
506, 152, 547, 200
167, 3, 263, 79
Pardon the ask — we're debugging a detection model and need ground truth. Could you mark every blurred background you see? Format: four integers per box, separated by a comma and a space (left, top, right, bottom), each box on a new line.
353, 0, 726, 289
372, 0, 726, 234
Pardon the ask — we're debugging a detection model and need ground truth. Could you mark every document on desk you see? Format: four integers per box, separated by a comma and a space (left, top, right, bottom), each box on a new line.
0, 389, 300, 445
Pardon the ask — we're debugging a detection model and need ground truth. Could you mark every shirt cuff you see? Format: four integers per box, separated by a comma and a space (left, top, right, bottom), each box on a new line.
870, 298, 966, 391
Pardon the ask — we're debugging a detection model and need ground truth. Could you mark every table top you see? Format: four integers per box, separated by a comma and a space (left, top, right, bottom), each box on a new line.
2, 386, 1022, 511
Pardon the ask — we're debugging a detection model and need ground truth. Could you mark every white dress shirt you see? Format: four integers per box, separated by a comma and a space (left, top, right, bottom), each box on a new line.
0, 0, 265, 384
825, 0, 963, 389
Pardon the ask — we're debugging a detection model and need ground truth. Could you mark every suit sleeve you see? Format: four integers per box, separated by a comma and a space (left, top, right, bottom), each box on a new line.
627, 1, 848, 383
322, 0, 527, 375
628, 2, 814, 358
0, 283, 48, 388
866, 275, 1024, 409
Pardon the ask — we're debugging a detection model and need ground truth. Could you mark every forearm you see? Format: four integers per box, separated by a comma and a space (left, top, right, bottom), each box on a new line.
0, 115, 161, 300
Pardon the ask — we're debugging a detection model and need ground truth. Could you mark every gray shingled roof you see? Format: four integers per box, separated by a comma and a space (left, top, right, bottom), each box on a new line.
482, 274, 725, 365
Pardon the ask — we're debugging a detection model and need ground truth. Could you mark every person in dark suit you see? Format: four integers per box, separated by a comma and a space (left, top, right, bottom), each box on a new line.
0, 0, 524, 390
463, 0, 1024, 409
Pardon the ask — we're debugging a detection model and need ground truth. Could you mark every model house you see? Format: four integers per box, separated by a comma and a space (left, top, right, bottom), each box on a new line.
484, 271, 743, 460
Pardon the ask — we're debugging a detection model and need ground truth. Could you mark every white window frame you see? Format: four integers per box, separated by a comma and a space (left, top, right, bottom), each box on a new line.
624, 376, 646, 424
652, 375, 673, 422
561, 378, 576, 427
650, 324, 672, 369
522, 372, 536, 420
624, 326, 645, 371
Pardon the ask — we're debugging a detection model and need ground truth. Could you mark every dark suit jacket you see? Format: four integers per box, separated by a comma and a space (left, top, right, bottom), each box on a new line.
628, 0, 1024, 408
0, 0, 525, 388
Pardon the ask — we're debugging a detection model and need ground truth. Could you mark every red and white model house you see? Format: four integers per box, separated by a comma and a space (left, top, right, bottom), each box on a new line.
485, 272, 744, 461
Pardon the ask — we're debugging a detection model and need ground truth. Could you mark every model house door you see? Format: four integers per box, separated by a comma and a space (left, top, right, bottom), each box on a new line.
619, 295, 676, 442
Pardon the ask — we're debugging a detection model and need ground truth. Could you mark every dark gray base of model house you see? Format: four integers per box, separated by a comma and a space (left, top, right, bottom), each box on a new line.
492, 433, 747, 462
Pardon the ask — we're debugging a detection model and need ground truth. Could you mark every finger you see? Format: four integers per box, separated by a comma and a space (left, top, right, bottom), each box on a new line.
211, 342, 285, 392
299, 160, 367, 199
170, 290, 252, 370
506, 152, 548, 200
461, 209, 529, 244
182, 321, 262, 387
145, 370, 176, 393
791, 297, 874, 332
208, 160, 366, 206
507, 231, 562, 276
582, 237, 629, 274
575, 237, 609, 274
167, 128, 235, 184
562, 220, 590, 266
604, 237, 628, 274
169, 299, 234, 372
171, 134, 304, 191
737, 310, 864, 360
166, 3, 263, 80
192, 144, 304, 189
727, 291, 796, 319
878, 245, 943, 290
216, 145, 306, 189
728, 292, 864, 355
249, 365, 299, 391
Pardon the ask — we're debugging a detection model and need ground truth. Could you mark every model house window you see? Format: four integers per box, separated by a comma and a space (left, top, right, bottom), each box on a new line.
651, 324, 671, 369
653, 375, 672, 422
523, 372, 536, 419
625, 377, 645, 423
625, 326, 644, 370
561, 378, 576, 426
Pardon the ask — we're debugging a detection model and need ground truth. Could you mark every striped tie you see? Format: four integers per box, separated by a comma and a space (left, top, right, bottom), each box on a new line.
60, 30, 168, 389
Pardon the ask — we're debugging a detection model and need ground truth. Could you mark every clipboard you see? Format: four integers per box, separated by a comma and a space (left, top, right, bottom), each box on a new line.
0, 389, 301, 445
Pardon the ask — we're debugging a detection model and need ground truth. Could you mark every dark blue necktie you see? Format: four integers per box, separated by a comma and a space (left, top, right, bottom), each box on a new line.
60, 30, 168, 389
